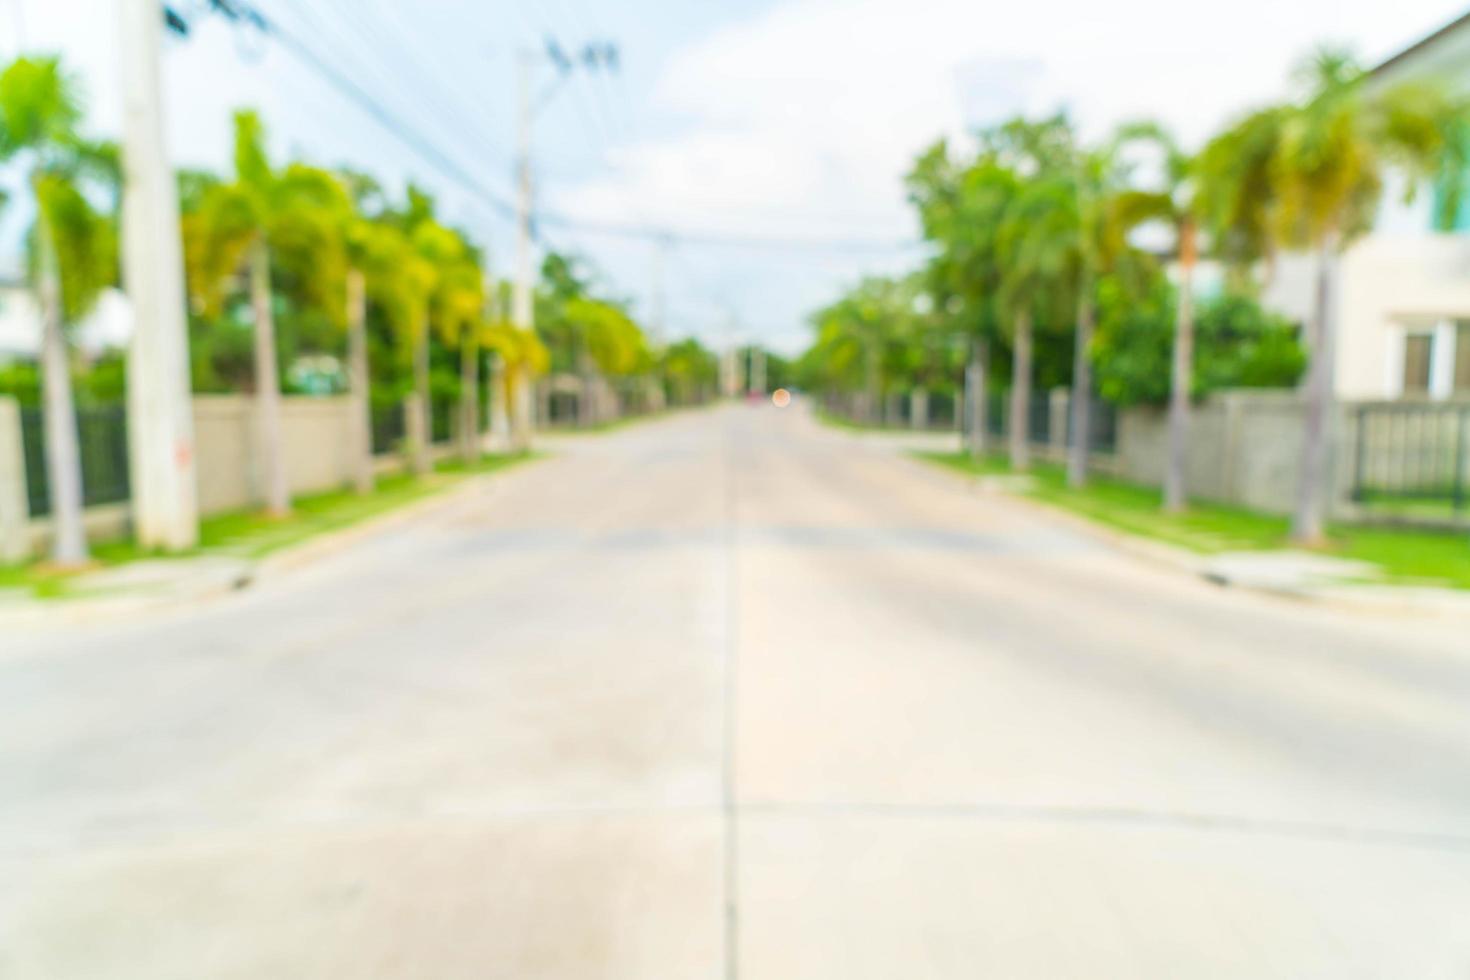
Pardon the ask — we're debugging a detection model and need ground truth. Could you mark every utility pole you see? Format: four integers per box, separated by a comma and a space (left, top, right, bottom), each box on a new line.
750, 347, 766, 397
508, 39, 619, 447
120, 0, 198, 551
510, 50, 536, 450
649, 235, 669, 348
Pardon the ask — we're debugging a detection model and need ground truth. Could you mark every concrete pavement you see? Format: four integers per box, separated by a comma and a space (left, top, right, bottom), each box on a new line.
3, 403, 1470, 978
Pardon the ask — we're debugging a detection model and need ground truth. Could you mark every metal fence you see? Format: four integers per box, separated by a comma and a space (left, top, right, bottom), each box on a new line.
370, 401, 405, 455
20, 404, 131, 517
958, 390, 1116, 455
1351, 402, 1470, 514
1027, 392, 1052, 448
431, 397, 453, 444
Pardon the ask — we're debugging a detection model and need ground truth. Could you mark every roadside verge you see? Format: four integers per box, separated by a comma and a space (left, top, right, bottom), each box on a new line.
0, 453, 538, 628
903, 448, 1470, 620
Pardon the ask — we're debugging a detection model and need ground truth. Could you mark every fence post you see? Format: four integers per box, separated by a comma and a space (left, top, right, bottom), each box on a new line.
1454, 407, 1467, 515
1049, 388, 1069, 460
1352, 404, 1367, 503
0, 397, 31, 563
911, 387, 929, 431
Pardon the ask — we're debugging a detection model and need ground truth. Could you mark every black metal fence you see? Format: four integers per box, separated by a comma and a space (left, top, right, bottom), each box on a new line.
956, 390, 1116, 454
370, 401, 405, 455
1351, 402, 1469, 514
431, 397, 453, 444
19, 404, 131, 517
370, 398, 456, 453
1027, 392, 1052, 448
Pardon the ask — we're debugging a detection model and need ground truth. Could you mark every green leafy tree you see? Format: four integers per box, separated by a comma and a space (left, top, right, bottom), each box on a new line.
1108, 121, 1206, 509
907, 140, 1018, 453
659, 337, 718, 405
1092, 276, 1306, 406
182, 110, 348, 516
0, 56, 116, 565
1227, 51, 1470, 542
990, 115, 1082, 470
803, 275, 920, 421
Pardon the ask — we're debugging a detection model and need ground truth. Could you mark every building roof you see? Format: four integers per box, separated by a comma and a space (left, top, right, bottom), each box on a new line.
1372, 8, 1470, 77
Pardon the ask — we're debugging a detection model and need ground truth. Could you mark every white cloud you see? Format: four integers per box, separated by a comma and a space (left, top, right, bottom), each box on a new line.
552, 0, 1466, 345
2, 0, 1465, 351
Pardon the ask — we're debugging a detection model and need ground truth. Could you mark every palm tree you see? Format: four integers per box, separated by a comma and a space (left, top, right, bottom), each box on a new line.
0, 57, 115, 566
1266, 51, 1467, 542
996, 169, 1079, 472
1107, 122, 1203, 509
353, 219, 430, 473
334, 171, 381, 494
980, 115, 1081, 472
406, 221, 468, 475
432, 257, 485, 465
482, 316, 548, 445
906, 142, 1016, 458
183, 110, 346, 517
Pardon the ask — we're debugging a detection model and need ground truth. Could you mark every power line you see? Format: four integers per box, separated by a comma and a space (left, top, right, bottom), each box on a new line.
198, 0, 519, 224
537, 212, 924, 252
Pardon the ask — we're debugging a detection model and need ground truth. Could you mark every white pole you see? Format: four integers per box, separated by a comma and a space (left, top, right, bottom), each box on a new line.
121, 0, 198, 550
650, 236, 667, 348
510, 51, 536, 450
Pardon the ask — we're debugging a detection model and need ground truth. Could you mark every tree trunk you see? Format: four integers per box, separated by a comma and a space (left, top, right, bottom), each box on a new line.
250, 239, 290, 517
36, 216, 88, 566
1164, 221, 1197, 514
911, 386, 929, 430
1067, 287, 1095, 488
489, 353, 510, 450
1009, 310, 1032, 472
864, 343, 880, 425
1292, 237, 1338, 544
510, 365, 532, 452
410, 313, 432, 477
346, 268, 373, 495
966, 338, 988, 459
459, 329, 480, 464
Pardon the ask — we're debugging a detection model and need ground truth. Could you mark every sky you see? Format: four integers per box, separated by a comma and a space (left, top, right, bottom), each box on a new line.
5, 0, 1468, 355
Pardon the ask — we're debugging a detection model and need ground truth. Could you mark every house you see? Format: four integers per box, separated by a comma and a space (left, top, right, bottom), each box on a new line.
1260, 9, 1470, 402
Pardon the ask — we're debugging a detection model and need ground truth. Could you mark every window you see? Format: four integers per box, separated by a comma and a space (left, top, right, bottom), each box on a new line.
1456, 321, 1470, 394
1403, 333, 1433, 395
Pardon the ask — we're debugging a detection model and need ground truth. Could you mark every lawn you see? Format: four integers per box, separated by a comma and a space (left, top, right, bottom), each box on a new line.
1, 452, 536, 598
916, 451, 1470, 590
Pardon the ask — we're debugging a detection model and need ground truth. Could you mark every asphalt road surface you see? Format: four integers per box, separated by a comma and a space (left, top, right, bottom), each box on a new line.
4, 403, 1470, 978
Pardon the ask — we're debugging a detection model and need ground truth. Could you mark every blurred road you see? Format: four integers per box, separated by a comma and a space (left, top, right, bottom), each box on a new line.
4, 402, 1470, 978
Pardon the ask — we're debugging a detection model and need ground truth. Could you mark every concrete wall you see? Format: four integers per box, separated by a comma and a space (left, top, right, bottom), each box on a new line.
6, 395, 407, 560
193, 395, 358, 514
0, 396, 29, 562
1115, 390, 1359, 516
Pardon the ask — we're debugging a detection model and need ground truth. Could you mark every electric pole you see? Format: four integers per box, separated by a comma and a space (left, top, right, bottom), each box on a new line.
508, 39, 620, 447
510, 50, 536, 451
649, 235, 669, 348
121, 0, 199, 550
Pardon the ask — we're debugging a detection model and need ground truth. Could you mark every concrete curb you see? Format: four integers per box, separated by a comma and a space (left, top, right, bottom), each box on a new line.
0, 461, 533, 630
251, 471, 498, 582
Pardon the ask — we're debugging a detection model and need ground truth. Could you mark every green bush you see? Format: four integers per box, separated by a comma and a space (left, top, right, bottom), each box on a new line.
1092, 277, 1306, 407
